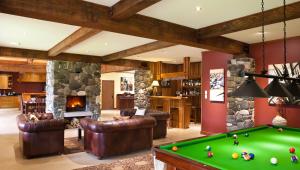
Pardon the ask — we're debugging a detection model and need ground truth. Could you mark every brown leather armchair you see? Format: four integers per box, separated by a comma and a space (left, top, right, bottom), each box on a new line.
120, 109, 170, 139
16, 113, 64, 158
80, 116, 156, 159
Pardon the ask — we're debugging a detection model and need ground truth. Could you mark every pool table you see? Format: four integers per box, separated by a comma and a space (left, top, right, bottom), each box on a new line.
154, 125, 300, 170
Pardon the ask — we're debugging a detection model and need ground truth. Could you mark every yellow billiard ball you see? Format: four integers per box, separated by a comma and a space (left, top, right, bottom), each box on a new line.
172, 146, 178, 152
232, 153, 239, 159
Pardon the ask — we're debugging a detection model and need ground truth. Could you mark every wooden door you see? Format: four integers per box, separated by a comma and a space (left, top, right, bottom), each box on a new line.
102, 80, 114, 110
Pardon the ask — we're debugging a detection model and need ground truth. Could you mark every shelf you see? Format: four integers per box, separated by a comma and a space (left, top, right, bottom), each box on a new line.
182, 86, 201, 89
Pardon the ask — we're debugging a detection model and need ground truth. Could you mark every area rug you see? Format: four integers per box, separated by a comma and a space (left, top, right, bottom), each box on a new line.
64, 137, 84, 155
74, 154, 154, 170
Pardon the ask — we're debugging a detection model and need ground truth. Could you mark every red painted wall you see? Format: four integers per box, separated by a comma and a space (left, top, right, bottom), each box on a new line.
201, 51, 232, 134
0, 72, 45, 94
250, 36, 300, 128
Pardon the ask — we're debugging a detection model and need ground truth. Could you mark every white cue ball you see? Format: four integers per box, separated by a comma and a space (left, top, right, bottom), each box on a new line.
270, 157, 278, 164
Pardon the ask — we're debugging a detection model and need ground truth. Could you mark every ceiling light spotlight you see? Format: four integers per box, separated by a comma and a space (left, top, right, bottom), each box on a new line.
196, 6, 202, 12
104, 42, 108, 46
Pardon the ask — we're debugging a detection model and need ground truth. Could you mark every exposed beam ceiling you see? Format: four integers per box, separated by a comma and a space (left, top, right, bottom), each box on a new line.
104, 59, 150, 69
0, 0, 248, 54
0, 60, 46, 73
101, 64, 135, 73
0, 46, 151, 68
102, 41, 175, 61
197, 1, 300, 39
0, 46, 103, 63
48, 27, 100, 56
111, 0, 161, 20
48, 0, 161, 57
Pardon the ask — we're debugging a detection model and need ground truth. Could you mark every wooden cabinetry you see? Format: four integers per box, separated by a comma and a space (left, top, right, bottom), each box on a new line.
18, 73, 46, 82
0, 96, 20, 108
116, 94, 134, 109
0, 74, 12, 89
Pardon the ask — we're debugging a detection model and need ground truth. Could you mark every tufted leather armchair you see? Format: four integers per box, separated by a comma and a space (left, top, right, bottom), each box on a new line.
16, 113, 64, 158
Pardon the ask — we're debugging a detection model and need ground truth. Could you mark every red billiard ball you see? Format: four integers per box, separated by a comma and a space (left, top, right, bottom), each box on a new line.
172, 146, 178, 152
208, 151, 213, 158
289, 147, 296, 153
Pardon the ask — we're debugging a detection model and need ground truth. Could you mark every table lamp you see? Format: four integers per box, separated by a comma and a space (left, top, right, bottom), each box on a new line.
151, 80, 160, 96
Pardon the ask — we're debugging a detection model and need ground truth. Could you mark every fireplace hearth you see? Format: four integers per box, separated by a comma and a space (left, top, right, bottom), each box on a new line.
66, 96, 86, 112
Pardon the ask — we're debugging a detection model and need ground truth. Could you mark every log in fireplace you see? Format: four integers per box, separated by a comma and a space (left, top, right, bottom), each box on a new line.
66, 96, 86, 112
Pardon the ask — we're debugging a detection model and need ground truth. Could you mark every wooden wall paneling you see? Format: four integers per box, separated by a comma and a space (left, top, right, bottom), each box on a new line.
183, 57, 190, 78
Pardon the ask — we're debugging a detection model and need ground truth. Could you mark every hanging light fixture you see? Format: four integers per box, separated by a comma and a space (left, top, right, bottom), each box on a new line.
286, 80, 300, 97
264, 0, 293, 97
230, 0, 269, 98
230, 76, 269, 97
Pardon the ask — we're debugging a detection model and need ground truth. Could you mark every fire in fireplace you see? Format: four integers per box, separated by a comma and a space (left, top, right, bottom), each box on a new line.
66, 96, 86, 112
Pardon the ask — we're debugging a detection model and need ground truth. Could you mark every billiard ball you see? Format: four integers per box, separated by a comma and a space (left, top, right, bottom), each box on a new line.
244, 133, 249, 137
243, 154, 251, 161
232, 153, 239, 159
233, 134, 238, 139
277, 128, 283, 132
172, 146, 178, 152
291, 155, 298, 163
270, 157, 278, 165
206, 145, 212, 151
289, 147, 296, 153
249, 153, 255, 160
234, 140, 239, 145
208, 151, 213, 158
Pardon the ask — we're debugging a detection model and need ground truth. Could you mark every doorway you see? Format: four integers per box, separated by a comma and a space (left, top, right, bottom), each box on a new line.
102, 80, 114, 110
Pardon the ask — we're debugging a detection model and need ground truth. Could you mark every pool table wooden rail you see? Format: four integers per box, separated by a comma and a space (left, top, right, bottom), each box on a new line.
154, 147, 218, 170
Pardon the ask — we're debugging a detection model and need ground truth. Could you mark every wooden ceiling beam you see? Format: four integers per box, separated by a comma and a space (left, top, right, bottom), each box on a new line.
0, 0, 248, 54
111, 0, 161, 20
0, 46, 151, 69
0, 60, 46, 73
197, 1, 300, 39
101, 64, 135, 73
0, 46, 103, 63
48, 27, 100, 56
102, 41, 175, 61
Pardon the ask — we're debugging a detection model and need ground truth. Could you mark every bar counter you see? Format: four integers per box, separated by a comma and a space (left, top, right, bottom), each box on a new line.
150, 96, 191, 128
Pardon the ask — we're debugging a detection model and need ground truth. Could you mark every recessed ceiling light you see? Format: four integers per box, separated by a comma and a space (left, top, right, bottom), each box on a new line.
255, 31, 270, 35
196, 6, 202, 12
10, 42, 20, 46
23, 31, 27, 36
104, 42, 108, 46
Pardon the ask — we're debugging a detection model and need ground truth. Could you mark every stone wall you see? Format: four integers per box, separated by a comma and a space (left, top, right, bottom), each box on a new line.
134, 70, 153, 108
227, 58, 255, 131
46, 61, 101, 118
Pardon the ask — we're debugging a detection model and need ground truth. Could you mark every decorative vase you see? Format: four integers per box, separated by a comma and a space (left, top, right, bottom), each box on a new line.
272, 114, 287, 126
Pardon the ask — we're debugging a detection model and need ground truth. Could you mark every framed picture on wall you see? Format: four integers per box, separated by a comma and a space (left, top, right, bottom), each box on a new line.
209, 68, 224, 102
268, 62, 300, 106
120, 77, 133, 91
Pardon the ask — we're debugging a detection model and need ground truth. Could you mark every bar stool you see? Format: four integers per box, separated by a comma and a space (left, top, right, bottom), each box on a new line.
191, 106, 201, 123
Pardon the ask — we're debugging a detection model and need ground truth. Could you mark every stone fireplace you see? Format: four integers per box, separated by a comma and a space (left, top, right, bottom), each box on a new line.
46, 61, 101, 118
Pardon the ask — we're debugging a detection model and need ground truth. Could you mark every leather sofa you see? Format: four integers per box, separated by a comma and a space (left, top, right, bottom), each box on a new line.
80, 116, 156, 159
16, 113, 64, 158
120, 109, 170, 139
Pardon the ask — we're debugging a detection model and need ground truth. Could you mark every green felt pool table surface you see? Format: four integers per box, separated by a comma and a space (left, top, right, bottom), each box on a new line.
159, 126, 300, 170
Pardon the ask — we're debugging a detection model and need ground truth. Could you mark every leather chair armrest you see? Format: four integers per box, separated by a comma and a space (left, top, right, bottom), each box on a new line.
88, 116, 156, 133
146, 110, 170, 120
17, 114, 64, 132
